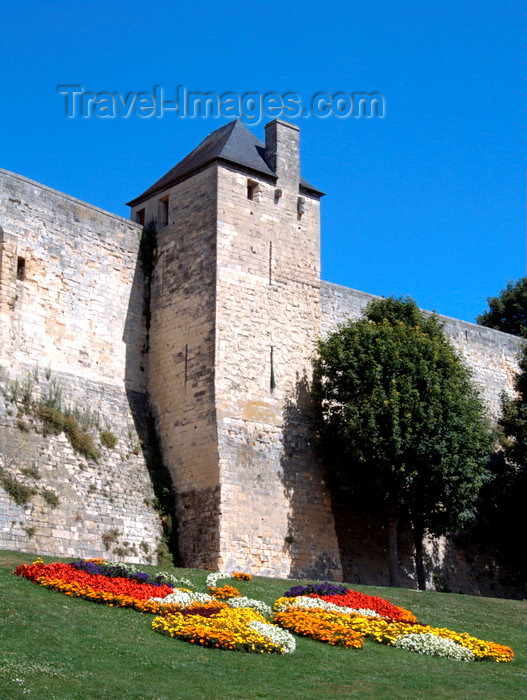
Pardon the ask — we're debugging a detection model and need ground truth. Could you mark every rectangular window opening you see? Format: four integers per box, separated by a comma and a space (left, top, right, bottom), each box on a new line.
136, 208, 145, 226
270, 346, 276, 391
247, 179, 259, 201
17, 256, 26, 281
159, 197, 169, 226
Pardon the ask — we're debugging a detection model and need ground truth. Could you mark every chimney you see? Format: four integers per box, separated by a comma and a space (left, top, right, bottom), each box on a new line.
264, 119, 300, 187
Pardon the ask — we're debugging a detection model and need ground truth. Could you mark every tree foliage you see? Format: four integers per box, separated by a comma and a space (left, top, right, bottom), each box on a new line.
312, 296, 494, 588
476, 277, 527, 337
456, 347, 526, 593
499, 344, 527, 469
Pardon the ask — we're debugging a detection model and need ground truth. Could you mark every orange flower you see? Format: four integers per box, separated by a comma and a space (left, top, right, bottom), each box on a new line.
209, 584, 241, 600
232, 572, 252, 581
274, 609, 364, 649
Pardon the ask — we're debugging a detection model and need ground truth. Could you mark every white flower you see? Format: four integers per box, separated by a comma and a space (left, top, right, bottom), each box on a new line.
206, 571, 229, 587
277, 595, 379, 618
248, 621, 296, 654
149, 588, 215, 606
394, 633, 475, 661
156, 571, 192, 587
106, 560, 139, 573
225, 596, 272, 617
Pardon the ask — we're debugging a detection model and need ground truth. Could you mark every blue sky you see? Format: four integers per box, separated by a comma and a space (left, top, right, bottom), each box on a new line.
1, 0, 524, 323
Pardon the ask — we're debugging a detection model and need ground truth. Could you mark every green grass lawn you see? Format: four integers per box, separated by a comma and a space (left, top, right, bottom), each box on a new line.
1, 550, 525, 699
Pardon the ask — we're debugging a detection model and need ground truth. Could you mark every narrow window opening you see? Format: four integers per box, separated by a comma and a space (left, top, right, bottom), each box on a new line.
159, 197, 169, 226
297, 196, 305, 217
184, 343, 188, 385
270, 346, 276, 391
16, 256, 26, 281
136, 208, 145, 226
268, 242, 273, 284
247, 179, 259, 201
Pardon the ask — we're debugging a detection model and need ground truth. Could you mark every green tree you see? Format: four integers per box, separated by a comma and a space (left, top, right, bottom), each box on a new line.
312, 296, 494, 589
500, 344, 527, 469
476, 277, 527, 337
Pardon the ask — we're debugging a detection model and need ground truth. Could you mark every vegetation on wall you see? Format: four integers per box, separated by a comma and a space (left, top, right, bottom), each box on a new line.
141, 414, 180, 566
2, 369, 102, 461
312, 296, 495, 590
138, 222, 158, 280
100, 430, 118, 449
0, 364, 174, 563
41, 489, 59, 508
138, 222, 157, 354
137, 222, 180, 566
101, 529, 120, 550
499, 343, 527, 468
0, 470, 36, 506
38, 404, 100, 460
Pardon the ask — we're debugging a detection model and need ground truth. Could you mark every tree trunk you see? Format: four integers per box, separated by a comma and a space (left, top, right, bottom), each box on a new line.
413, 523, 427, 591
388, 516, 400, 587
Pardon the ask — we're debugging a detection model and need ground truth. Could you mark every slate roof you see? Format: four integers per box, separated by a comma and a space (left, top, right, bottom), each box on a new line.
127, 120, 323, 206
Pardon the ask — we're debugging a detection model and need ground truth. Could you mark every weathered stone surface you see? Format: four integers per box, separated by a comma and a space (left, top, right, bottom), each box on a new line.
0, 171, 161, 562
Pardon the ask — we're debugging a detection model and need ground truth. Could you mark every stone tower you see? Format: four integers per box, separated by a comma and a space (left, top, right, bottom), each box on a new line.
127, 119, 342, 579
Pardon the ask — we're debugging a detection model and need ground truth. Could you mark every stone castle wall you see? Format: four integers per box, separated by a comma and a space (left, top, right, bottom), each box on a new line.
0, 170, 162, 562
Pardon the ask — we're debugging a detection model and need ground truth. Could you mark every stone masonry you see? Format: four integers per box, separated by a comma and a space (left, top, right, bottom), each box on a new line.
0, 170, 162, 562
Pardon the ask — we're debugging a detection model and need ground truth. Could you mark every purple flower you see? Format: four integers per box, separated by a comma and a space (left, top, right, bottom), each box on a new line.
69, 559, 174, 588
282, 581, 348, 598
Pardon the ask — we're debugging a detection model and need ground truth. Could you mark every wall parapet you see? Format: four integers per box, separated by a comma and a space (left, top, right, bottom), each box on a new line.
0, 168, 141, 227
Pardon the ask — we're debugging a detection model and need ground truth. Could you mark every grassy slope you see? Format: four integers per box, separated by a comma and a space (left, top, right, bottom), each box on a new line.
0, 550, 525, 700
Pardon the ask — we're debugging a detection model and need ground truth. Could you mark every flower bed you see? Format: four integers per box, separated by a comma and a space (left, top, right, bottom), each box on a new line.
69, 559, 174, 587
282, 584, 416, 622
283, 582, 349, 598
13, 559, 514, 662
315, 591, 417, 622
233, 571, 252, 581
209, 584, 241, 600
274, 595, 514, 662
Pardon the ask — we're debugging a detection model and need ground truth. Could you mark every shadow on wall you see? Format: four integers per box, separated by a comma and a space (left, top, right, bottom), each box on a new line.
122, 229, 180, 566
279, 373, 420, 591
330, 503, 415, 588
438, 449, 525, 600
260, 367, 524, 596
280, 372, 342, 582
328, 448, 524, 598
